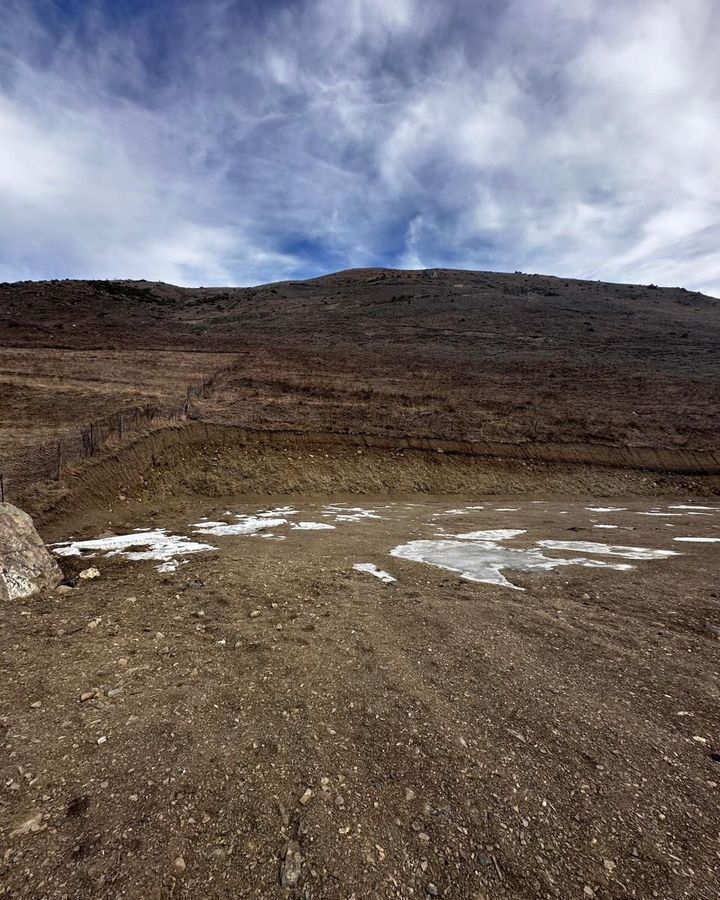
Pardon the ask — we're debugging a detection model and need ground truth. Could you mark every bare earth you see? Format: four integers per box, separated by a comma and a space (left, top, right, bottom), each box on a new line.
0, 269, 719, 899
1, 494, 719, 899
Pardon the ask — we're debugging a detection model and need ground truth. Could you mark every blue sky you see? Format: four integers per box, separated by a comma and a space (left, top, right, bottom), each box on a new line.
1, 0, 719, 293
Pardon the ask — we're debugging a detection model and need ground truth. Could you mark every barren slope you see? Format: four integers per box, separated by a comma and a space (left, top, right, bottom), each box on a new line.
1, 268, 718, 450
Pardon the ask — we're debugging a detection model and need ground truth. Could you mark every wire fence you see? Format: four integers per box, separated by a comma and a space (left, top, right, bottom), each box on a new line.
0, 376, 216, 505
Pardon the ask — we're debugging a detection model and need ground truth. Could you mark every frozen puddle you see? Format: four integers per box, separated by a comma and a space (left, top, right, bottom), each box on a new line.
536, 540, 678, 561
52, 530, 215, 573
390, 534, 678, 591
353, 563, 397, 584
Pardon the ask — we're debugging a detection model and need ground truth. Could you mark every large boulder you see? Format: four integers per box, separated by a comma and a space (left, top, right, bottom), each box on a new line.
0, 503, 62, 600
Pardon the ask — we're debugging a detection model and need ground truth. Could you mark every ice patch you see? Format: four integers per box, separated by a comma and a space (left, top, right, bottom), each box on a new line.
537, 540, 678, 560
452, 529, 526, 541
291, 522, 336, 531
52, 530, 214, 572
673, 537, 720, 543
353, 563, 397, 584
593, 524, 618, 529
192, 516, 287, 536
258, 507, 298, 517
585, 507, 627, 512
669, 505, 720, 511
321, 505, 382, 523
390, 539, 632, 591
638, 512, 684, 517
495, 507, 520, 512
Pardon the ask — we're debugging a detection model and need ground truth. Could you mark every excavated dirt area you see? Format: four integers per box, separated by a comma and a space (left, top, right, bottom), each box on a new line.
2, 487, 719, 900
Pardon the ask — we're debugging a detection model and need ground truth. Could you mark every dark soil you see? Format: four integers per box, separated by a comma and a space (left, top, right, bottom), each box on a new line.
1, 495, 719, 899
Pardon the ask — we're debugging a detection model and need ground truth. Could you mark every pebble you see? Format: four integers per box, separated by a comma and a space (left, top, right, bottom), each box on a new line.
80, 690, 98, 702
30, 701, 42, 709
97, 736, 107, 745
174, 856, 186, 871
56, 585, 73, 594
426, 884, 438, 896
299, 788, 313, 806
118, 658, 129, 668
249, 610, 261, 618
405, 788, 416, 802
107, 688, 123, 699
79, 567, 101, 580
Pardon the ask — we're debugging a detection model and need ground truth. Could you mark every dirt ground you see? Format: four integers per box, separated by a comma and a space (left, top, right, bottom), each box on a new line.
2, 494, 719, 899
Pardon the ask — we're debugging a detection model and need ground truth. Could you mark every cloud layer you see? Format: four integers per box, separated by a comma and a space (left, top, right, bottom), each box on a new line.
1, 0, 718, 293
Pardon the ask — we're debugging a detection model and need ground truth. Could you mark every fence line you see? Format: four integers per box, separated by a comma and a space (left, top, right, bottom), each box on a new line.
0, 375, 216, 505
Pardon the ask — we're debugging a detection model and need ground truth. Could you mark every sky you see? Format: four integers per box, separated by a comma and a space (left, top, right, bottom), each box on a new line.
0, 0, 719, 294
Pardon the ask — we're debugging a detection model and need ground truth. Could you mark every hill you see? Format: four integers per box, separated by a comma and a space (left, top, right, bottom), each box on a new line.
1, 268, 718, 451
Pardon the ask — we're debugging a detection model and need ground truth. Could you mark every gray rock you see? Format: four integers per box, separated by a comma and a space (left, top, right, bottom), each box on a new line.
0, 503, 62, 601
280, 840, 302, 888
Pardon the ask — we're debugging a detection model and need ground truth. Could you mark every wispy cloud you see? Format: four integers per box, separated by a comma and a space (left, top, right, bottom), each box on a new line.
0, 0, 718, 293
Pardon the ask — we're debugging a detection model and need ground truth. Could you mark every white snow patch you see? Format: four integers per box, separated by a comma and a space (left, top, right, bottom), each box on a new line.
321, 505, 382, 523
353, 563, 397, 584
585, 507, 627, 512
638, 512, 684, 517
673, 537, 720, 543
537, 540, 678, 560
669, 505, 720, 511
192, 516, 287, 536
52, 530, 214, 572
494, 507, 520, 512
291, 522, 336, 531
452, 529, 526, 541
593, 524, 618, 529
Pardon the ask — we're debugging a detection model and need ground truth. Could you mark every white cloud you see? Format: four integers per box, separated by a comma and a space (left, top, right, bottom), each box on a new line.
0, 0, 718, 294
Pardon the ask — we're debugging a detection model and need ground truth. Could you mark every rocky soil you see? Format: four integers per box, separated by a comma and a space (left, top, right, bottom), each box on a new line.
1, 495, 719, 899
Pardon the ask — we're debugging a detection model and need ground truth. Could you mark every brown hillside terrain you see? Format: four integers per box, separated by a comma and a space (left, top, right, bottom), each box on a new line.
1, 269, 718, 453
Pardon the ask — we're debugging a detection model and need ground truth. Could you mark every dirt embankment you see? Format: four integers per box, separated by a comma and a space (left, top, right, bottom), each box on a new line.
28, 422, 720, 528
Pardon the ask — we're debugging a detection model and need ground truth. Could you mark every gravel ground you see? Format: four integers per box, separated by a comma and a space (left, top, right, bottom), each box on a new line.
1, 496, 719, 899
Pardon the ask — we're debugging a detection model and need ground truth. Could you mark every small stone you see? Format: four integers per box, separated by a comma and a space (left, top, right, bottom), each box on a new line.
280, 840, 302, 888
80, 690, 98, 702
405, 787, 416, 802
299, 788, 313, 806
174, 856, 186, 871
584, 887, 595, 897
418, 832, 430, 845
118, 658, 129, 668
10, 812, 43, 836
79, 567, 100, 580
97, 736, 107, 745
107, 688, 123, 699
603, 859, 616, 873
426, 884, 439, 896
56, 584, 73, 594
249, 610, 261, 618
30, 700, 42, 709
275, 624, 283, 631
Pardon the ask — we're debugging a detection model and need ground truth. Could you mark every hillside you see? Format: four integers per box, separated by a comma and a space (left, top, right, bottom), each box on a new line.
1, 268, 718, 452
